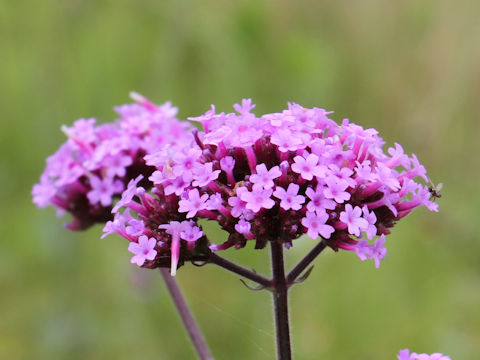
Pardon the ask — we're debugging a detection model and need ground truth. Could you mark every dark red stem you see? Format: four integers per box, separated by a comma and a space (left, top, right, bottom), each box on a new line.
270, 241, 291, 360
286, 239, 327, 285
209, 252, 272, 288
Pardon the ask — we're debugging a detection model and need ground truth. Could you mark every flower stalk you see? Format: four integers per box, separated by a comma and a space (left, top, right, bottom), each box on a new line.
159, 268, 213, 360
208, 252, 271, 288
270, 241, 292, 360
287, 239, 327, 285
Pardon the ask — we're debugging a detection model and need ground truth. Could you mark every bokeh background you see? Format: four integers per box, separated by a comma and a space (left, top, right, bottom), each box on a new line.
1, 0, 479, 359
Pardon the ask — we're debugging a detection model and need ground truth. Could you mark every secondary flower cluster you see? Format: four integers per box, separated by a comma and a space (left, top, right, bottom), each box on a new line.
98, 98, 438, 274
32, 93, 191, 230
397, 349, 451, 360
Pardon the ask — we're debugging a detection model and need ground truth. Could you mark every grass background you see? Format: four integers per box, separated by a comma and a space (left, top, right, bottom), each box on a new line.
1, 0, 479, 359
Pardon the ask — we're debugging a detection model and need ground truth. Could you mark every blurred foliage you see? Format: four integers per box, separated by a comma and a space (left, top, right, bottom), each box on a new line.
1, 0, 479, 359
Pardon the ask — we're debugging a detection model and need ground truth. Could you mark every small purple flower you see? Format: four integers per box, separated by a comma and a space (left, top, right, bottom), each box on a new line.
220, 156, 236, 184
126, 218, 145, 236
148, 170, 164, 185
354, 160, 376, 182
329, 165, 356, 188
62, 118, 96, 150
408, 154, 428, 182
87, 176, 123, 207
220, 156, 235, 172
339, 204, 368, 237
250, 164, 282, 189
301, 211, 335, 239
387, 142, 410, 168
398, 349, 412, 360
371, 235, 387, 268
228, 187, 249, 218
375, 163, 401, 191
180, 223, 203, 242
233, 98, 256, 115
273, 184, 305, 211
323, 177, 351, 203
173, 148, 202, 181
192, 162, 221, 187
103, 153, 133, 178
224, 115, 262, 147
270, 128, 303, 152
235, 219, 252, 235
397, 349, 451, 360
362, 205, 377, 240
203, 125, 231, 145
354, 240, 371, 261
354, 235, 387, 267
32, 179, 56, 208
102, 217, 126, 239
305, 186, 336, 213
291, 153, 327, 181
178, 189, 209, 218
206, 193, 223, 210
414, 354, 451, 360
239, 185, 275, 213
164, 176, 189, 196
128, 235, 157, 266
112, 175, 144, 213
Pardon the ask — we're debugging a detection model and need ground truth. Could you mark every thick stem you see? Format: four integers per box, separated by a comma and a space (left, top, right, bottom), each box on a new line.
209, 252, 272, 288
286, 239, 327, 285
159, 268, 214, 360
270, 241, 291, 360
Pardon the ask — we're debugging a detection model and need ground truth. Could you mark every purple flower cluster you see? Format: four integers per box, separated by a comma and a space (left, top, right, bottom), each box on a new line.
99, 99, 437, 274
32, 94, 446, 360
397, 349, 451, 360
32, 93, 191, 230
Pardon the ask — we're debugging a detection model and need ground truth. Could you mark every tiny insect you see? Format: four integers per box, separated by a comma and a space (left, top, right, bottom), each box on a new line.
428, 181, 443, 200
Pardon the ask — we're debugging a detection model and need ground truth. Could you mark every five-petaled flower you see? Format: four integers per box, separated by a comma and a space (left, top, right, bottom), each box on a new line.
128, 235, 157, 266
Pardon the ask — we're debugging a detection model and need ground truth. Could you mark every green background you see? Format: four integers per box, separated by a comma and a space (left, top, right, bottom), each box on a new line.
1, 0, 479, 359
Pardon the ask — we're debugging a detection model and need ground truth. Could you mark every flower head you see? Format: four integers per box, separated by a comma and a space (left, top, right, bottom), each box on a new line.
32, 94, 190, 230
35, 96, 439, 273
105, 99, 438, 272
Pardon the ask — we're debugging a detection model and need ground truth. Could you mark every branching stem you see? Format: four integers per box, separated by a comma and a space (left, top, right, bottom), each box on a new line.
188, 239, 328, 359
208, 252, 272, 288
286, 239, 327, 285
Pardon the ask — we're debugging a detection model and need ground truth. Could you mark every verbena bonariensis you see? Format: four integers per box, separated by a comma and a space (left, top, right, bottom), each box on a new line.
32, 94, 191, 230
99, 98, 438, 274
33, 95, 445, 359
